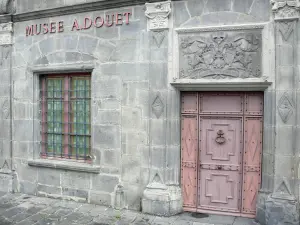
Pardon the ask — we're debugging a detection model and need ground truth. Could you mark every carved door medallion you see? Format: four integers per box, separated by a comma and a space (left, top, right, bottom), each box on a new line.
181, 92, 263, 218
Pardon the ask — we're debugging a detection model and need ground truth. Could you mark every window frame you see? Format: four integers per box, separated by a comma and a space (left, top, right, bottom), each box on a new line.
40, 73, 92, 163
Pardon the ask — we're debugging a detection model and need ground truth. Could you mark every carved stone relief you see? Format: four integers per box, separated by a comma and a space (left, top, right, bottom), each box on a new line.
179, 30, 262, 79
2, 99, 9, 119
152, 93, 165, 119
271, 0, 300, 20
278, 92, 294, 123
0, 23, 12, 46
278, 21, 296, 41
152, 31, 166, 48
145, 1, 171, 30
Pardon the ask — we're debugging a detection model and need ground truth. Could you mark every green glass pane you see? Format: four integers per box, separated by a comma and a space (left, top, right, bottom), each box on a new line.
47, 78, 63, 98
71, 136, 90, 156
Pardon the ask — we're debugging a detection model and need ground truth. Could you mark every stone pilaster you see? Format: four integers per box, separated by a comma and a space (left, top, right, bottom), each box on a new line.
142, 0, 182, 217
0, 15, 14, 193
264, 1, 300, 225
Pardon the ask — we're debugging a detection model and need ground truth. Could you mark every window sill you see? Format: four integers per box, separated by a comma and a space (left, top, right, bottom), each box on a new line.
28, 159, 100, 174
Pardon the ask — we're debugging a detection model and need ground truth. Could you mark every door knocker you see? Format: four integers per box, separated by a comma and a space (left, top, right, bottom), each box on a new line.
215, 130, 226, 145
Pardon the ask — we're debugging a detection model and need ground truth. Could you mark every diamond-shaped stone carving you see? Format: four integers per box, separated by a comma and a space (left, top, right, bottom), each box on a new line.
278, 93, 294, 123
2, 98, 9, 119
152, 93, 164, 119
153, 31, 166, 48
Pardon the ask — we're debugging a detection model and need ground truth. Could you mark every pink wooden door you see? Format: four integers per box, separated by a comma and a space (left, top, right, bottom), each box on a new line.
242, 93, 263, 215
199, 117, 243, 212
181, 93, 198, 208
180, 92, 263, 217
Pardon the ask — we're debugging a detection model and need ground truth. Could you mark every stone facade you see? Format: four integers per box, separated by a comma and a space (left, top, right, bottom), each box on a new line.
0, 0, 299, 224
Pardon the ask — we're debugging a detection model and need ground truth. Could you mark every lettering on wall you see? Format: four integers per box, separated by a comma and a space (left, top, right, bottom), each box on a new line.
25, 12, 131, 36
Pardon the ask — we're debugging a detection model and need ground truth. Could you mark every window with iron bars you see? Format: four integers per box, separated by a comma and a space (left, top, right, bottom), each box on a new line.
40, 74, 91, 162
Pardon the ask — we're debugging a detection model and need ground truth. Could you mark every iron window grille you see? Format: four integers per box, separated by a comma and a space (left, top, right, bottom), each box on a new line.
40, 74, 91, 162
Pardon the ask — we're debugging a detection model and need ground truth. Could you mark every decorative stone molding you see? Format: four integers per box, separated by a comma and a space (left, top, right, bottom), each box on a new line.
152, 92, 165, 119
145, 0, 171, 31
179, 30, 262, 79
0, 22, 12, 45
278, 92, 294, 123
152, 30, 166, 48
175, 24, 266, 33
271, 0, 300, 20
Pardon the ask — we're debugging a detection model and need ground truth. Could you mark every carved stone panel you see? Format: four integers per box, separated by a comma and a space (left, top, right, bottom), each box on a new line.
179, 30, 262, 79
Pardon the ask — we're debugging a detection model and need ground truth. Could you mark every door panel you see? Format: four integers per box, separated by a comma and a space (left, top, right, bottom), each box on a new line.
199, 117, 242, 212
200, 93, 243, 115
245, 93, 263, 115
181, 115, 198, 207
181, 92, 198, 114
242, 117, 262, 214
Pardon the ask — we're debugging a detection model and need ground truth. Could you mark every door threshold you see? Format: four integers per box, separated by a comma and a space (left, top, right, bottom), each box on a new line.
183, 207, 255, 218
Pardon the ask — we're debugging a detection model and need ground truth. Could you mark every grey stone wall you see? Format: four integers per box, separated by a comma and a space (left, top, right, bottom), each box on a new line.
12, 4, 151, 209
8, 0, 284, 222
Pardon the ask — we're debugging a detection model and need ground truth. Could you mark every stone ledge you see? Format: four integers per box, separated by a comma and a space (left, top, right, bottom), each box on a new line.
13, 0, 165, 22
28, 159, 101, 174
171, 80, 272, 91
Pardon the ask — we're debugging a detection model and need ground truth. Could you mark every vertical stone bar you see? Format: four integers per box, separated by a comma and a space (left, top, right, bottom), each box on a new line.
142, 0, 182, 216
265, 1, 300, 225
0, 13, 14, 192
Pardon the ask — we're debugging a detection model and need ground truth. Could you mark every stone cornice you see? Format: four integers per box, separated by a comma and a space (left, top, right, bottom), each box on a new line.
271, 0, 300, 20
12, 0, 166, 22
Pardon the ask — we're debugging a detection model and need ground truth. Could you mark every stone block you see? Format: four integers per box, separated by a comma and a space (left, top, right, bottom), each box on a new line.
266, 196, 299, 225
236, 14, 258, 23
65, 52, 82, 63
121, 155, 140, 183
275, 126, 294, 156
47, 52, 65, 64
173, 2, 190, 27
233, 0, 254, 13
102, 149, 120, 168
111, 40, 139, 62
274, 155, 293, 178
14, 35, 33, 52
14, 158, 37, 182
95, 63, 117, 77
150, 119, 166, 146
14, 101, 33, 120
94, 125, 120, 149
250, 0, 270, 22
62, 187, 88, 200
278, 45, 294, 67
151, 147, 165, 169
64, 34, 79, 51
37, 184, 62, 196
89, 190, 112, 206
122, 131, 147, 155
37, 168, 61, 186
206, 0, 231, 12
263, 126, 275, 154
13, 120, 33, 142
23, 45, 41, 63
94, 41, 116, 63
92, 76, 121, 98
14, 79, 32, 100
121, 107, 143, 130
92, 174, 119, 193
149, 63, 168, 89
142, 185, 182, 216
95, 110, 120, 125
20, 180, 37, 195
120, 20, 142, 39
216, 12, 239, 25
97, 98, 121, 111
0, 174, 12, 192
134, 6, 147, 25
61, 171, 91, 190
77, 36, 98, 54
117, 63, 149, 81
123, 184, 141, 210
186, 0, 204, 18
95, 25, 119, 40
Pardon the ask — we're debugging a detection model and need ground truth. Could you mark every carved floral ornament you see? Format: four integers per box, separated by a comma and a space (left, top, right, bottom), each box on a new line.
271, 0, 300, 20
145, 1, 171, 30
179, 31, 262, 79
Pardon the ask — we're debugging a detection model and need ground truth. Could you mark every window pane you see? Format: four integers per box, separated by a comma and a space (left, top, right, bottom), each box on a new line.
70, 77, 91, 158
46, 78, 63, 156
